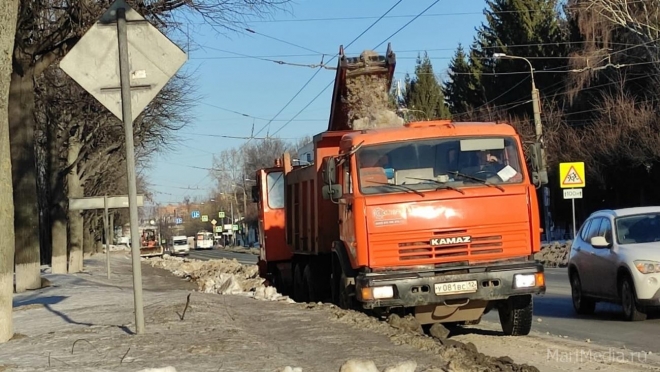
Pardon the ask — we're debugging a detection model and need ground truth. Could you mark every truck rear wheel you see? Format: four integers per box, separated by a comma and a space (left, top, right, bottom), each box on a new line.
272, 268, 289, 296
498, 295, 533, 336
293, 264, 307, 303
303, 265, 318, 303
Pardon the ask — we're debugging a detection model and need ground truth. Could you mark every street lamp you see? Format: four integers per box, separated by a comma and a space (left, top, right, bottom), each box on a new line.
492, 53, 548, 179
493, 52, 551, 238
492, 53, 542, 143
232, 184, 248, 246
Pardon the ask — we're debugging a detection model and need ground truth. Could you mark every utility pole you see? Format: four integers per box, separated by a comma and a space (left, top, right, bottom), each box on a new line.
493, 52, 550, 240
230, 201, 234, 246
117, 7, 145, 334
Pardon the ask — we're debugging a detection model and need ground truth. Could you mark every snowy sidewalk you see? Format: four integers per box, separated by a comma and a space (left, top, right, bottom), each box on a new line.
0, 253, 488, 372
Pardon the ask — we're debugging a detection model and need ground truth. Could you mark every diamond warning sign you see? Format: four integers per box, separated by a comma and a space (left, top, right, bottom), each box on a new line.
559, 162, 585, 188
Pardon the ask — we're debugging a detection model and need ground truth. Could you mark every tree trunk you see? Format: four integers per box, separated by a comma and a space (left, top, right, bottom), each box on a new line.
66, 138, 83, 273
48, 117, 67, 273
0, 0, 19, 343
9, 68, 41, 292
83, 218, 93, 257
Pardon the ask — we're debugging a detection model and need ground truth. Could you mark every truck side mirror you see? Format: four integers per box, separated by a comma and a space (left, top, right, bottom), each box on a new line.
529, 142, 548, 185
251, 185, 259, 203
322, 157, 337, 184
322, 184, 342, 200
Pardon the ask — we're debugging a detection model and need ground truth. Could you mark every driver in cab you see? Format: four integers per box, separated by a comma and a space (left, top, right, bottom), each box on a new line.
460, 148, 523, 183
477, 149, 505, 172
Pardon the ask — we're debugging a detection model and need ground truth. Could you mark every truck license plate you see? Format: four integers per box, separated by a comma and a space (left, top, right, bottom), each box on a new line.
434, 280, 478, 295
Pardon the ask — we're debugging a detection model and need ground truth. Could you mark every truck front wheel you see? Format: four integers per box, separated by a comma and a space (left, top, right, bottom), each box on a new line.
498, 295, 533, 336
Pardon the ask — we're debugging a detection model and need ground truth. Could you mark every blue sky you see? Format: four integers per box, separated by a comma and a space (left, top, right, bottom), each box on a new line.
148, 0, 486, 205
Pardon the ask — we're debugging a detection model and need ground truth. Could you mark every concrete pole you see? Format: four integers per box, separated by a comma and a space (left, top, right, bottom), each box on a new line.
109, 213, 114, 247
103, 195, 110, 279
117, 6, 145, 335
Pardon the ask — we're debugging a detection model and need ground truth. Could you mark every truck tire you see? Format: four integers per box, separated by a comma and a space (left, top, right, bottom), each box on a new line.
303, 264, 318, 303
293, 264, 307, 303
272, 268, 289, 296
498, 295, 533, 336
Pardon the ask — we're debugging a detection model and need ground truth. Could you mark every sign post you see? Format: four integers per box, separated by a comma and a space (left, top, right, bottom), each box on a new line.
69, 195, 144, 279
59, 0, 187, 335
211, 219, 217, 238
559, 162, 586, 239
103, 195, 110, 279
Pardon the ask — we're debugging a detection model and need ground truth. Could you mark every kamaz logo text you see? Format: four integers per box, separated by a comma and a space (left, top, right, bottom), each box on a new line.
430, 236, 471, 246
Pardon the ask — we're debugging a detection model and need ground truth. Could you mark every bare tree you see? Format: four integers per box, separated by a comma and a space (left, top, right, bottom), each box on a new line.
0, 0, 19, 344
34, 63, 193, 272
9, 0, 290, 290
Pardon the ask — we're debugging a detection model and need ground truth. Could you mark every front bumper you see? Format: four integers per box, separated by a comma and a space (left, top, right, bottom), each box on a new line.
355, 261, 545, 309
636, 287, 660, 308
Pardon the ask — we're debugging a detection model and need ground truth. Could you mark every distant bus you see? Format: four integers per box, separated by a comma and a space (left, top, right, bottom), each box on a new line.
196, 231, 214, 249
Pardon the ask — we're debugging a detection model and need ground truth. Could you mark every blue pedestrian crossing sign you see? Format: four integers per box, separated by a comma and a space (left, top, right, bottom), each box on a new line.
191, 210, 200, 219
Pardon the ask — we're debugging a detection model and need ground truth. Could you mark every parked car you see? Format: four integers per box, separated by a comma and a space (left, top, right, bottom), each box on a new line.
568, 207, 660, 321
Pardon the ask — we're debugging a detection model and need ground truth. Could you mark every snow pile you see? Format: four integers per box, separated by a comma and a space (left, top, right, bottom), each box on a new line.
534, 241, 571, 267
302, 303, 540, 372
147, 256, 293, 302
137, 367, 177, 372
223, 246, 260, 255
343, 50, 403, 131
340, 359, 419, 372
105, 244, 130, 252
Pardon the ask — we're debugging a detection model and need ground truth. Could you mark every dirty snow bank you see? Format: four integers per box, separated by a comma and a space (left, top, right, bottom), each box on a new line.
300, 302, 540, 372
534, 241, 571, 267
148, 256, 540, 371
103, 244, 130, 252
223, 246, 260, 255
146, 256, 292, 302
280, 360, 423, 372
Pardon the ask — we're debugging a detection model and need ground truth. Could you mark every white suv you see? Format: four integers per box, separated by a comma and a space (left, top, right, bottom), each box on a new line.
568, 207, 660, 321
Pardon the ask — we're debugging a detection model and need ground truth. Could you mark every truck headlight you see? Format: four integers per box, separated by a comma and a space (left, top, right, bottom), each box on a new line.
360, 285, 394, 300
514, 273, 545, 288
634, 260, 660, 274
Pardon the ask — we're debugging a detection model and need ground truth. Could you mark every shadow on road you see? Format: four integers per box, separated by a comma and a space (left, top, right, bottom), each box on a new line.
447, 325, 504, 337
14, 294, 67, 308
532, 295, 660, 321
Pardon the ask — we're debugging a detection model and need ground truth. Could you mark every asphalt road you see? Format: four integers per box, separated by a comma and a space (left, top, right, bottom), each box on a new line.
186, 247, 258, 266
481, 267, 660, 353
180, 250, 660, 354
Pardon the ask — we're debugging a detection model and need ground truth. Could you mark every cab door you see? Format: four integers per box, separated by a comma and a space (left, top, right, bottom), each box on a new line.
338, 158, 356, 253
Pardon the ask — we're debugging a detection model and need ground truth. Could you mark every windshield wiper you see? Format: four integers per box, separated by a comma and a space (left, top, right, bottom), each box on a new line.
365, 180, 425, 197
448, 171, 505, 192
403, 177, 465, 194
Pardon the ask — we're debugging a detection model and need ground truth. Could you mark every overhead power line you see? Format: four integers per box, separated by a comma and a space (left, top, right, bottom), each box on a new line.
272, 0, 440, 136
198, 102, 325, 122
247, 0, 405, 143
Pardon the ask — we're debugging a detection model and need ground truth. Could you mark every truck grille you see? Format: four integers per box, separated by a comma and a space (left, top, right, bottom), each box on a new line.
368, 223, 530, 267
398, 232, 503, 260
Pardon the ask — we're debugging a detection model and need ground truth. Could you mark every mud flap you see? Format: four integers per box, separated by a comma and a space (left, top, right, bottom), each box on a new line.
414, 299, 488, 325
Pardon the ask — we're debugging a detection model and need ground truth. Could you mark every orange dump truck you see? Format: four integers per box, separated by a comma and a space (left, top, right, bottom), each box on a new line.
252, 44, 547, 336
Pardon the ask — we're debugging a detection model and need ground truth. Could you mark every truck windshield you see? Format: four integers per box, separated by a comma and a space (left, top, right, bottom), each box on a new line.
356, 136, 524, 195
